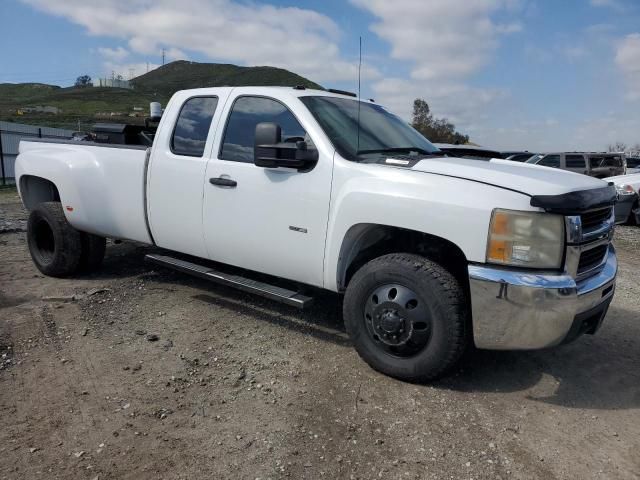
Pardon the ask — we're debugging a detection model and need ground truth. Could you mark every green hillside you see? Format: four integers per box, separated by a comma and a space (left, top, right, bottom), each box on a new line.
0, 61, 323, 129
132, 61, 322, 95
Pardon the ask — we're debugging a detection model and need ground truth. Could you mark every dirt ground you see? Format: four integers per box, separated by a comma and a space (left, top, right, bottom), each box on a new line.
1, 188, 639, 480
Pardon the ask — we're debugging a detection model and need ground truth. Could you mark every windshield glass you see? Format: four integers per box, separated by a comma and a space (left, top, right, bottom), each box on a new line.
300, 96, 439, 161
526, 154, 544, 164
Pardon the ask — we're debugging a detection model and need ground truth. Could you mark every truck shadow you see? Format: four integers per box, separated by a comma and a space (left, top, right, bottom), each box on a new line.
191, 291, 350, 347
436, 305, 640, 410
93, 245, 640, 411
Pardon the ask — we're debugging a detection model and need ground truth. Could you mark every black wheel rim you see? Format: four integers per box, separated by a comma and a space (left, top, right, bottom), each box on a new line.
32, 217, 55, 264
363, 284, 431, 358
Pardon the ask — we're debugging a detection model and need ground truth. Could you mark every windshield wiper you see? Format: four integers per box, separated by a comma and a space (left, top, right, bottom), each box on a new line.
357, 147, 440, 156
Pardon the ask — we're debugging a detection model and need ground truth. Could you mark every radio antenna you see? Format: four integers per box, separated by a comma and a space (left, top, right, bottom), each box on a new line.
356, 36, 362, 155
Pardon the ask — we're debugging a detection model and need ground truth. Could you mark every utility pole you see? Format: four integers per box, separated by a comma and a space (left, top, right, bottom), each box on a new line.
146, 62, 149, 73
162, 48, 166, 66
129, 68, 135, 80
0, 130, 5, 186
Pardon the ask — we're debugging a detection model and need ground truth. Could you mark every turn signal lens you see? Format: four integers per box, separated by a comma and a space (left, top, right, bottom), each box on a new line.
487, 209, 564, 269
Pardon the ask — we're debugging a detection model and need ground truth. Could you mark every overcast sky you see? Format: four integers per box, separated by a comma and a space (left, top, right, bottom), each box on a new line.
1, 0, 640, 151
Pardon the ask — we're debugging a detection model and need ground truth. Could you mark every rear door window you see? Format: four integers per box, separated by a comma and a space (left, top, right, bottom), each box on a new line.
171, 96, 219, 157
589, 155, 623, 168
589, 156, 604, 168
539, 154, 560, 168
565, 155, 586, 168
603, 155, 622, 167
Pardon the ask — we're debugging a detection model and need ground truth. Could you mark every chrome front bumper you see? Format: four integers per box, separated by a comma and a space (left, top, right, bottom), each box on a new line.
468, 246, 617, 350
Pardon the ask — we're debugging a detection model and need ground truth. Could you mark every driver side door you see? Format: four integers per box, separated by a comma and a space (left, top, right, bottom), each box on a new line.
202, 95, 334, 287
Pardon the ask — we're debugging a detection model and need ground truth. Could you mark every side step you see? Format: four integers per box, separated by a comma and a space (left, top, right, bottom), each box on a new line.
145, 254, 314, 309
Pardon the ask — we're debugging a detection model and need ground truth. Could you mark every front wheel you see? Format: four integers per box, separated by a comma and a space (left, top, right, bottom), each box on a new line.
343, 253, 469, 382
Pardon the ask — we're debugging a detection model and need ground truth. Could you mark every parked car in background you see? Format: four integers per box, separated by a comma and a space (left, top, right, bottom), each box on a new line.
625, 156, 640, 174
607, 173, 640, 224
526, 152, 626, 178
502, 151, 536, 162
434, 143, 503, 160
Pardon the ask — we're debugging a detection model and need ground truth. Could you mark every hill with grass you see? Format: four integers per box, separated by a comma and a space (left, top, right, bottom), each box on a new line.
132, 61, 322, 96
0, 61, 322, 129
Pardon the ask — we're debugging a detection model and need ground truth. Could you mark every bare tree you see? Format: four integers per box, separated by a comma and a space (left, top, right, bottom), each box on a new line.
607, 141, 627, 152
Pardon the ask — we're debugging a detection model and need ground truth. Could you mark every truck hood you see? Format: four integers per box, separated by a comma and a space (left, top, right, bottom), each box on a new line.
410, 156, 608, 196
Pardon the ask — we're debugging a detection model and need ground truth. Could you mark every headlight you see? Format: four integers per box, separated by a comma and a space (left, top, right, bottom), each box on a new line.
615, 184, 635, 196
486, 209, 565, 269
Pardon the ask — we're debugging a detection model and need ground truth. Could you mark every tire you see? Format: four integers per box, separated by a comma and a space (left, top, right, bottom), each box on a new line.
79, 233, 106, 273
27, 202, 83, 277
343, 253, 469, 382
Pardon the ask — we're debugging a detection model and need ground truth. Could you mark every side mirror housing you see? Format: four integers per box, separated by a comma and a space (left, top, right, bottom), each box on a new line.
254, 122, 318, 171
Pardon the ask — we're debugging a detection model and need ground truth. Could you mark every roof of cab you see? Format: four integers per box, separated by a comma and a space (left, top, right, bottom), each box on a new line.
172, 85, 374, 102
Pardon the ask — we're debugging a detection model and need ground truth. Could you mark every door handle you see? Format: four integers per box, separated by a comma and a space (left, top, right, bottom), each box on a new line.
209, 177, 237, 187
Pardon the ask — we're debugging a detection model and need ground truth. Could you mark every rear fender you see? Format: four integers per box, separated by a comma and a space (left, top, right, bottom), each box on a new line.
16, 141, 152, 243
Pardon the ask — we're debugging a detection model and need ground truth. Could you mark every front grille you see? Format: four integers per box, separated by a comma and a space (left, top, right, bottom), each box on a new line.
581, 208, 612, 232
577, 245, 608, 275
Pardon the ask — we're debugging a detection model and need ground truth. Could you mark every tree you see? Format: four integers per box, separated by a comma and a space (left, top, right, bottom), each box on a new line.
608, 142, 627, 153
411, 98, 469, 144
75, 75, 92, 87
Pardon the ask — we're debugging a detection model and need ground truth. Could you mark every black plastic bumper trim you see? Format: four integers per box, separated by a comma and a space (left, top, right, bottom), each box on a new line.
561, 296, 612, 345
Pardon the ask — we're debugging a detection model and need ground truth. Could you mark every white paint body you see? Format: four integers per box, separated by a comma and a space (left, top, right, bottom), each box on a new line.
607, 172, 640, 194
15, 87, 610, 292
16, 141, 151, 243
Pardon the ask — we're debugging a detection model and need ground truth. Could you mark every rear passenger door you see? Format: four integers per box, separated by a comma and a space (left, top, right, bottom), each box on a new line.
148, 90, 232, 258
564, 154, 587, 175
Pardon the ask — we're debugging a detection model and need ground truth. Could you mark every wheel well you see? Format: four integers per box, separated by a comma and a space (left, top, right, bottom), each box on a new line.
19, 175, 60, 210
338, 224, 469, 292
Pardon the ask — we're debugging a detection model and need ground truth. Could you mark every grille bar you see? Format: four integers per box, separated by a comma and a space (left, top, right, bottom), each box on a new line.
581, 208, 613, 232
577, 244, 608, 276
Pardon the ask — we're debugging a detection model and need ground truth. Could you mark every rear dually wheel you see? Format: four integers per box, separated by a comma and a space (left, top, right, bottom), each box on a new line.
27, 202, 83, 277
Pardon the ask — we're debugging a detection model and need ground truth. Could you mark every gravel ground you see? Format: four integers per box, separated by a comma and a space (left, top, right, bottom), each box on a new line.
1, 189, 639, 480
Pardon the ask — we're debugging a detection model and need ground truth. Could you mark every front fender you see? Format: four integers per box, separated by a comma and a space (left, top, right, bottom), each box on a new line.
323, 161, 533, 291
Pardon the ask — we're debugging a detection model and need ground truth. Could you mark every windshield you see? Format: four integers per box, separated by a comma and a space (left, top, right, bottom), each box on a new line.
526, 154, 544, 164
300, 96, 439, 161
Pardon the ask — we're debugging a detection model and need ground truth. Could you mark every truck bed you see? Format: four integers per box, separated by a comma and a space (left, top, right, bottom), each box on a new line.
17, 139, 153, 244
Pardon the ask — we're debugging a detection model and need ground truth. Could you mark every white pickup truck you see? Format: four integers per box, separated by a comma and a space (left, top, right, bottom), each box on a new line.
15, 86, 618, 381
